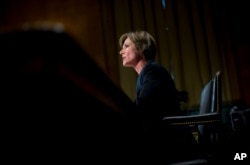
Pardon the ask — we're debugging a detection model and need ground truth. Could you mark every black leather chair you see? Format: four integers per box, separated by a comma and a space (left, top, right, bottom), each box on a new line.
162, 71, 222, 164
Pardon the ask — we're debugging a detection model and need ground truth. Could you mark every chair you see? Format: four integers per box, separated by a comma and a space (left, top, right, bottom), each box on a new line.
162, 71, 222, 164
198, 71, 222, 145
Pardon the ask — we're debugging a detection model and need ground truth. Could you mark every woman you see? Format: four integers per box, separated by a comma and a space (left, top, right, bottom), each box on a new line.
119, 30, 198, 164
119, 30, 181, 131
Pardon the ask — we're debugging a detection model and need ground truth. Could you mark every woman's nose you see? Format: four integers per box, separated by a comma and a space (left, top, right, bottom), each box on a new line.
119, 49, 123, 55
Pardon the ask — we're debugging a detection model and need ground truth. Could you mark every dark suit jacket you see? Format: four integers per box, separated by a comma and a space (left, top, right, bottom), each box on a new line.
135, 60, 181, 131
135, 60, 199, 163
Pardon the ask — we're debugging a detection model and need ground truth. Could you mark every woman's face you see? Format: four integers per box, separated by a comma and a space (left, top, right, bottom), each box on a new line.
119, 37, 141, 67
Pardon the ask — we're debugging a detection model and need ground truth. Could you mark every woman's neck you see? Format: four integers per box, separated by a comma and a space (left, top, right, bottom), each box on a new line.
134, 59, 147, 74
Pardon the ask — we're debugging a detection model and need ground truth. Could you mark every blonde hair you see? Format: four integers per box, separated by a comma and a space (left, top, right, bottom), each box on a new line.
119, 31, 157, 60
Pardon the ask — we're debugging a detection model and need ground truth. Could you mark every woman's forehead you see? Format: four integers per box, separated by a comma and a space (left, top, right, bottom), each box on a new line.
124, 37, 133, 44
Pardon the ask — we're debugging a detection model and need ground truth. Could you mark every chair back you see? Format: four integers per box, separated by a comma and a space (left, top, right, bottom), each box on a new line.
199, 71, 221, 114
198, 71, 222, 144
